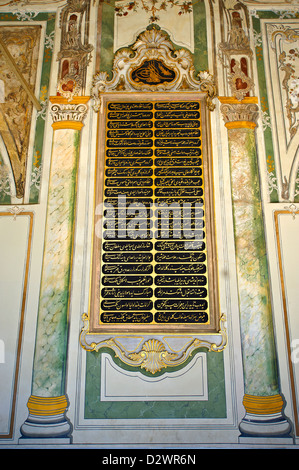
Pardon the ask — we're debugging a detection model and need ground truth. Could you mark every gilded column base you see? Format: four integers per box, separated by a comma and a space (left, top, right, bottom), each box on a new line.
239, 394, 292, 438
20, 395, 71, 440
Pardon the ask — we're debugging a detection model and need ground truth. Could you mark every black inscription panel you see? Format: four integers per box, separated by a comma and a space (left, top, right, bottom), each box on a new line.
99, 100, 210, 326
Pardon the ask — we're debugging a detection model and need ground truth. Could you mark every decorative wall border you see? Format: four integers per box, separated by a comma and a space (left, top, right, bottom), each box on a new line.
0, 211, 33, 439
274, 207, 299, 436
251, 10, 299, 203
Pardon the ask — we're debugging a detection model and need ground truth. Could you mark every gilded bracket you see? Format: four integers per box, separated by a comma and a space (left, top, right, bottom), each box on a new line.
80, 313, 227, 374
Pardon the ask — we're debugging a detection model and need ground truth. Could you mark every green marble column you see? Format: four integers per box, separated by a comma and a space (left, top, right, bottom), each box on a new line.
220, 97, 291, 439
20, 97, 89, 440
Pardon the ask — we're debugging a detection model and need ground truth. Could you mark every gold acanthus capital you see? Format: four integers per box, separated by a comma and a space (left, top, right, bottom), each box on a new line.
219, 96, 259, 129
49, 96, 90, 130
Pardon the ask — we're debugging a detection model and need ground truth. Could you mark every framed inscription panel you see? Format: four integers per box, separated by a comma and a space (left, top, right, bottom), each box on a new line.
88, 92, 220, 334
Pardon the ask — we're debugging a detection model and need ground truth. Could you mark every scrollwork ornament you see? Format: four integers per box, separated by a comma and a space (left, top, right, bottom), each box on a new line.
228, 62, 255, 101
284, 203, 298, 219
79, 313, 227, 374
57, 75, 83, 102
91, 72, 110, 112
128, 339, 179, 373
91, 26, 217, 112
198, 71, 217, 111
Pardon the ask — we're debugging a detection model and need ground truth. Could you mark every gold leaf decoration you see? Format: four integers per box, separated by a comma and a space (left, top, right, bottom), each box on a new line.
128, 339, 178, 374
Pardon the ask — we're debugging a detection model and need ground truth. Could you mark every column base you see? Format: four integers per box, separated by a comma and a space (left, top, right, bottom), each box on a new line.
239, 411, 292, 438
239, 394, 292, 439
20, 413, 72, 440
19, 438, 71, 445
20, 395, 72, 440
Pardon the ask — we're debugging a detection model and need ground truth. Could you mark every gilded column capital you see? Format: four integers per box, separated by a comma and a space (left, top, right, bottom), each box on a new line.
219, 97, 259, 129
49, 96, 90, 130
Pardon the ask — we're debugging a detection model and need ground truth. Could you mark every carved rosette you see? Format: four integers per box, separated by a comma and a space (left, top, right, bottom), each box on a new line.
92, 26, 217, 112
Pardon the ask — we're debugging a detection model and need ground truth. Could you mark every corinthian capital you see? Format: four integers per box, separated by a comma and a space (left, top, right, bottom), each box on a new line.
49, 96, 89, 130
219, 97, 259, 129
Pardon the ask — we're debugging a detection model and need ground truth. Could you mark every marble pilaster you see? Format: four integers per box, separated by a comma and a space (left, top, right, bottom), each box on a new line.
20, 97, 89, 441
220, 97, 292, 439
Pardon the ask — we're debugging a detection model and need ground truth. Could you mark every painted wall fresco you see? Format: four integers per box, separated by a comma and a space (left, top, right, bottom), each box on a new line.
82, 0, 227, 421
0, 11, 55, 204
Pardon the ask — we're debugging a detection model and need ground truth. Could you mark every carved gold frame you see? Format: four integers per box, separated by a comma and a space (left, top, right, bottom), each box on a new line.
80, 27, 226, 373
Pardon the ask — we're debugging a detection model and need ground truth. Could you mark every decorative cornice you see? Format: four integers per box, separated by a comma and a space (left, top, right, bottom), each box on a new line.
219, 96, 259, 128
49, 96, 89, 128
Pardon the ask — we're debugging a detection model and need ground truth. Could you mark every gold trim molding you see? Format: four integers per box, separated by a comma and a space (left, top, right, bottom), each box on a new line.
0, 211, 33, 439
52, 120, 84, 131
79, 313, 227, 374
26, 395, 68, 417
225, 121, 257, 130
243, 394, 284, 415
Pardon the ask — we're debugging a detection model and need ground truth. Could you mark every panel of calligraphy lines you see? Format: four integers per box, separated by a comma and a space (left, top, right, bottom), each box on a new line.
100, 100, 209, 326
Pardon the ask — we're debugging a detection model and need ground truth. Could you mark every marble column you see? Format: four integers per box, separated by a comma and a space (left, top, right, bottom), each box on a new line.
219, 97, 291, 439
20, 96, 89, 441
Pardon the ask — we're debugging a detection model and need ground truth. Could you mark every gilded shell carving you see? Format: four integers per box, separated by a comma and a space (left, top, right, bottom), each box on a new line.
128, 339, 178, 374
